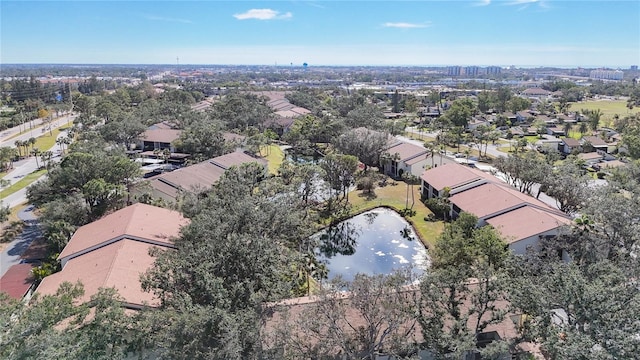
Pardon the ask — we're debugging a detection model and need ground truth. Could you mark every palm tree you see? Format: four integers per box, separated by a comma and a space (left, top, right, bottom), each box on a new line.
14, 140, 23, 158
562, 122, 572, 138
41, 151, 53, 171
424, 142, 435, 168
587, 109, 602, 132
56, 137, 65, 154
27, 137, 36, 154
31, 147, 41, 168
578, 121, 588, 136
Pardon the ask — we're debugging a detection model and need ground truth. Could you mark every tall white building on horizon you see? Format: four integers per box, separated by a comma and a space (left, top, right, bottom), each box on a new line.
590, 69, 624, 80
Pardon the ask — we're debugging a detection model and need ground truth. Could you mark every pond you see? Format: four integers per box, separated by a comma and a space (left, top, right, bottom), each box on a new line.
313, 208, 429, 282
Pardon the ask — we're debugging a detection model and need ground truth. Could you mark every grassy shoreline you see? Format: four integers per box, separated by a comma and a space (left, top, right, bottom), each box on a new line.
345, 182, 443, 250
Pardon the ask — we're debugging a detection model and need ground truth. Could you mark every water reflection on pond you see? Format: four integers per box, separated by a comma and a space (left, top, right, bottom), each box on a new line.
314, 208, 429, 282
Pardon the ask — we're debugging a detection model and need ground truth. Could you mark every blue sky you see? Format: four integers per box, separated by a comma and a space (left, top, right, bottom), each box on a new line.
1, 1, 638, 67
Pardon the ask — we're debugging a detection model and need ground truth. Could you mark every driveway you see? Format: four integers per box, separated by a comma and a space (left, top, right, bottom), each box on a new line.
0, 206, 41, 277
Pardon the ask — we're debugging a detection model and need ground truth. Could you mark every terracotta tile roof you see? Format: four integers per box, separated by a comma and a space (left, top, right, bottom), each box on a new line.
420, 162, 497, 192
139, 129, 182, 144
58, 203, 187, 262
386, 142, 428, 162
37, 239, 167, 308
0, 264, 35, 300
486, 206, 571, 244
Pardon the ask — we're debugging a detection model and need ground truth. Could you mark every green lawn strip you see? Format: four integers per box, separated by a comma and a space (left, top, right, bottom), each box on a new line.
32, 129, 62, 152
569, 100, 640, 124
0, 169, 46, 199
260, 144, 284, 175
347, 181, 443, 250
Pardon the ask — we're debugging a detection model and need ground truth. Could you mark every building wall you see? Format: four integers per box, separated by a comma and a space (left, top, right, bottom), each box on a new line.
508, 228, 560, 255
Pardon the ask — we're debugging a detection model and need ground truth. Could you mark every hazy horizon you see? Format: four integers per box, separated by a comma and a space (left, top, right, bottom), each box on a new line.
0, 62, 633, 70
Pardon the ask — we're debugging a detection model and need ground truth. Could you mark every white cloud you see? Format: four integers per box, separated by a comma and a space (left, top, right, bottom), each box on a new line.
505, 0, 549, 11
144, 14, 192, 24
473, 0, 491, 6
383, 22, 431, 29
233, 9, 292, 20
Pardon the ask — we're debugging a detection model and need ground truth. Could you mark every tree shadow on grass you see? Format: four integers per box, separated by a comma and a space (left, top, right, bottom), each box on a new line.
357, 191, 378, 201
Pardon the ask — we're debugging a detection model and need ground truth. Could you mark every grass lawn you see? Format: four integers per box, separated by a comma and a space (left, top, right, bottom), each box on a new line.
0, 169, 46, 199
569, 100, 640, 125
260, 144, 284, 175
347, 181, 444, 249
33, 128, 62, 152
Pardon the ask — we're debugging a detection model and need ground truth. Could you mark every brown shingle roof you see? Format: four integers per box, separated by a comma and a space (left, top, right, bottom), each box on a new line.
150, 160, 227, 192
147, 151, 266, 200
58, 203, 187, 262
449, 183, 527, 219
386, 142, 428, 162
37, 239, 167, 308
449, 182, 562, 220
521, 88, 551, 96
581, 136, 608, 147
562, 138, 580, 147
210, 151, 266, 170
486, 206, 571, 244
420, 162, 497, 192
140, 129, 182, 144
577, 152, 602, 161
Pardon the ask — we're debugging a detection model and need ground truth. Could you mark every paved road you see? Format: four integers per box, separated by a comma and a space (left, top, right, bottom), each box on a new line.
2, 129, 67, 187
0, 113, 75, 148
0, 118, 47, 143
0, 206, 41, 277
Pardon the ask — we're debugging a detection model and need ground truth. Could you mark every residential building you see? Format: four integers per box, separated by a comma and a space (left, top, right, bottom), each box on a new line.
142, 150, 268, 203
447, 66, 461, 76
35, 203, 189, 309
463, 66, 479, 76
383, 140, 455, 178
561, 138, 581, 154
520, 87, 552, 99
137, 128, 182, 153
485, 66, 502, 75
421, 163, 571, 255
589, 69, 623, 80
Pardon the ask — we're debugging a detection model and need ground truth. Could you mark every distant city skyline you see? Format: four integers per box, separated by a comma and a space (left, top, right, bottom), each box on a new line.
1, 1, 638, 68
